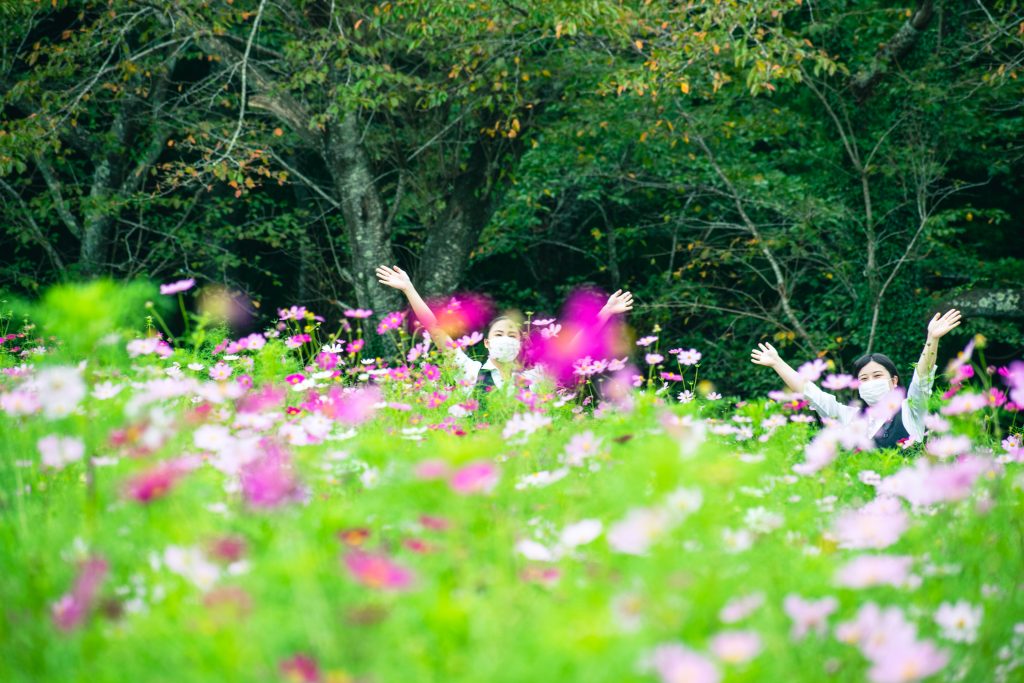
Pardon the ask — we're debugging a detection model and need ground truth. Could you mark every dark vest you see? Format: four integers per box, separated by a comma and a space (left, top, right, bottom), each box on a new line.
872, 410, 911, 449
473, 367, 498, 399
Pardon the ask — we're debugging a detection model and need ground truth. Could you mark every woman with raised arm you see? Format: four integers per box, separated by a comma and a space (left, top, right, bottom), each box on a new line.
749, 309, 962, 448
375, 264, 633, 394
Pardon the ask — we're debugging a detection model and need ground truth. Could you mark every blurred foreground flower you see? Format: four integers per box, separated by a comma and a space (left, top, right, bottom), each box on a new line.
52, 555, 108, 632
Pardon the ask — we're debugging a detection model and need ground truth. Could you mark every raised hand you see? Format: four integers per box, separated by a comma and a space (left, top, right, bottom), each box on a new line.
602, 289, 634, 316
927, 309, 962, 340
376, 265, 413, 293
750, 342, 781, 368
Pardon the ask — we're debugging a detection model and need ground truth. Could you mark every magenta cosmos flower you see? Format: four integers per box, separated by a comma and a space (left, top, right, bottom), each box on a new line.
343, 308, 373, 319
160, 278, 195, 295
52, 555, 109, 632
783, 594, 838, 640
449, 461, 499, 494
343, 550, 414, 591
124, 459, 192, 503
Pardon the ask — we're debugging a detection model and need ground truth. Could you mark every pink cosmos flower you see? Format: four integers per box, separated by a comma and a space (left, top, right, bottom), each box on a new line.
419, 514, 450, 531
532, 317, 556, 326
710, 630, 762, 664
343, 308, 374, 319
38, 435, 85, 469
538, 323, 561, 339
798, 358, 828, 382
414, 459, 451, 480
346, 338, 365, 354
924, 435, 971, 459
321, 386, 380, 425
209, 362, 232, 381
676, 348, 702, 366
934, 601, 983, 643
449, 461, 499, 494
1003, 360, 1024, 405
239, 441, 301, 508
456, 331, 484, 348
278, 305, 307, 321
126, 337, 174, 358
285, 373, 306, 386
645, 353, 665, 365
1, 388, 41, 416
636, 335, 659, 347
124, 459, 192, 503
836, 603, 918, 660
160, 278, 196, 295
719, 593, 765, 624
822, 373, 857, 390
562, 430, 604, 466
343, 550, 414, 591
279, 654, 321, 682
833, 497, 909, 550
879, 456, 998, 507
783, 594, 838, 640
424, 293, 493, 339
421, 363, 441, 381
986, 387, 1007, 408
867, 639, 949, 683
940, 392, 987, 415
834, 555, 913, 589
286, 334, 312, 349
607, 507, 671, 555
52, 555, 109, 632
376, 311, 407, 335
427, 391, 449, 409
644, 644, 721, 683
866, 387, 905, 423
316, 352, 340, 371
524, 287, 631, 385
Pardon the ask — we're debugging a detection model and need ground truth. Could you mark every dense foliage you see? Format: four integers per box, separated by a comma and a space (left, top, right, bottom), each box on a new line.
1, 1, 1022, 392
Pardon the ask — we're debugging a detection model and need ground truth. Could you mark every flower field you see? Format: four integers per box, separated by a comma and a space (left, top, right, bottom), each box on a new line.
1, 283, 1023, 683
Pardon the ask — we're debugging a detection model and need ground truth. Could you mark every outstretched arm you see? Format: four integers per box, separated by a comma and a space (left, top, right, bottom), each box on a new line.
750, 342, 806, 394
564, 289, 634, 351
597, 289, 633, 326
375, 265, 455, 352
917, 309, 961, 378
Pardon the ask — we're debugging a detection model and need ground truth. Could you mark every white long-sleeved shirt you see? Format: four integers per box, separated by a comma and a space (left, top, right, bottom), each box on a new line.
802, 366, 935, 444
450, 347, 546, 393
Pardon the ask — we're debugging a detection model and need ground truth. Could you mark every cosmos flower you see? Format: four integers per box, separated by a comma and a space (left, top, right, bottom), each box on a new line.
52, 555, 109, 632
159, 278, 195, 295
344, 550, 414, 591
783, 594, 838, 640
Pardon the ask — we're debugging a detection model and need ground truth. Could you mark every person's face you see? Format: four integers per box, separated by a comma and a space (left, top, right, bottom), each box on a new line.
857, 361, 898, 388
484, 318, 521, 351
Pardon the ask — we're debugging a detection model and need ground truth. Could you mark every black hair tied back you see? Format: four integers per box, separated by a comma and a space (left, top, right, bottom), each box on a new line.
852, 352, 898, 378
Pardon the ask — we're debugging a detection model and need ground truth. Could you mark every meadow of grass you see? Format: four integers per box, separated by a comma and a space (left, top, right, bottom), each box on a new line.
0, 281, 1022, 683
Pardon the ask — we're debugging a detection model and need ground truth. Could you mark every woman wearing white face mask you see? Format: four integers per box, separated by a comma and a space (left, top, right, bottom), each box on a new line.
749, 309, 962, 448
375, 264, 633, 395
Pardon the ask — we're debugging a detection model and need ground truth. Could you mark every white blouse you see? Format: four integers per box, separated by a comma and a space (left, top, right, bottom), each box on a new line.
450, 347, 546, 393
801, 366, 936, 443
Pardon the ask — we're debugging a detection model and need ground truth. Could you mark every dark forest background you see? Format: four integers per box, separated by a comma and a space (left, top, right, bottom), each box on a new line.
1, 0, 1022, 393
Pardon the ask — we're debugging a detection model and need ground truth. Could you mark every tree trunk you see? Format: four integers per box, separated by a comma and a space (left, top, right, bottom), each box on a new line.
418, 143, 494, 297
78, 158, 114, 277
325, 113, 401, 316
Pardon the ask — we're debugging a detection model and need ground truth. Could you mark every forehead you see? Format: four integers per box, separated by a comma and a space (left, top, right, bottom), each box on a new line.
488, 319, 520, 335
858, 361, 891, 377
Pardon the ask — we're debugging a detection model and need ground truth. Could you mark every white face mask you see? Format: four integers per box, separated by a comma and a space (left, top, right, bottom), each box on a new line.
858, 378, 892, 405
488, 336, 521, 363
